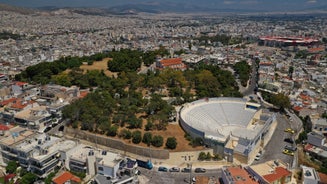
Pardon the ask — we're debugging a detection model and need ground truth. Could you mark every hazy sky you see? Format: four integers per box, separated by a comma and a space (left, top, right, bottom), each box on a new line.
0, 0, 326, 11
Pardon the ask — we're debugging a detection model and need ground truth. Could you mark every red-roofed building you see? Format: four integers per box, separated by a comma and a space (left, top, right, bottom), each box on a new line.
0, 98, 17, 107
248, 160, 292, 184
308, 47, 325, 53
15, 81, 28, 87
262, 167, 292, 184
52, 171, 81, 184
157, 58, 187, 71
318, 172, 327, 184
222, 166, 259, 184
0, 124, 9, 136
4, 173, 16, 183
293, 106, 303, 113
79, 91, 89, 99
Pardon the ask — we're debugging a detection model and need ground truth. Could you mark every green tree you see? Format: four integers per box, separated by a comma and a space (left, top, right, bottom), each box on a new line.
132, 130, 142, 144
5, 161, 17, 174
151, 135, 164, 147
142, 132, 153, 146
119, 129, 132, 139
234, 60, 251, 87
107, 125, 119, 137
20, 173, 37, 184
145, 121, 154, 131
198, 152, 207, 161
165, 137, 177, 149
44, 172, 56, 184
271, 93, 291, 110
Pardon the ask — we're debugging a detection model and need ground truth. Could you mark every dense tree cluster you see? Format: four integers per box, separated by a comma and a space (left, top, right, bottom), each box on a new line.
15, 54, 110, 84
107, 47, 169, 71
17, 49, 243, 149
0, 31, 22, 40
233, 60, 251, 87
107, 49, 143, 72
261, 91, 291, 110
196, 34, 243, 46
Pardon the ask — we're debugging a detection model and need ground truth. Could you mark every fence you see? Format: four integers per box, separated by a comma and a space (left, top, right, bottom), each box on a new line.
65, 127, 169, 159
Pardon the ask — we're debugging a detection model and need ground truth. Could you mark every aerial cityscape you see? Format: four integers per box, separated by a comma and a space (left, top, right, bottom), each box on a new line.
0, 0, 327, 184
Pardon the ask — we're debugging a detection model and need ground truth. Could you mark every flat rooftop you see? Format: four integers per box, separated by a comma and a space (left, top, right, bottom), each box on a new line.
224, 166, 259, 184
0, 126, 35, 146
302, 165, 320, 181
15, 134, 77, 161
69, 144, 122, 167
14, 105, 49, 121
249, 160, 288, 176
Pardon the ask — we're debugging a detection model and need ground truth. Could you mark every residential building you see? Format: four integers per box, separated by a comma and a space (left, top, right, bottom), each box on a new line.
15, 134, 77, 178
301, 165, 320, 184
247, 159, 292, 184
221, 166, 259, 184
63, 144, 138, 183
307, 132, 326, 148
52, 171, 81, 184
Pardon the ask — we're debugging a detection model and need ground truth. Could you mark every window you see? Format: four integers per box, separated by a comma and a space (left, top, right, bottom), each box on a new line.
98, 167, 104, 171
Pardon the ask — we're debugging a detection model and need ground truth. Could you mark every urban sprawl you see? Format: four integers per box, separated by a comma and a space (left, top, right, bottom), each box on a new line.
0, 9, 327, 184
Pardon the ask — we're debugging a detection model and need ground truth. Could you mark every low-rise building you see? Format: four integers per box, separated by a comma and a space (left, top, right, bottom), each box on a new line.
221, 166, 259, 184
63, 144, 138, 183
247, 159, 292, 184
301, 165, 320, 184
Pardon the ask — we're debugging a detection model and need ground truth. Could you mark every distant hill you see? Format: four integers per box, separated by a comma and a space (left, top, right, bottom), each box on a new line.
0, 3, 36, 14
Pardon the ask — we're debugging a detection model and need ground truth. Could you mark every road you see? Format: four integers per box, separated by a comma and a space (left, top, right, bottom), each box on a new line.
242, 59, 258, 96
253, 113, 296, 168
138, 167, 222, 184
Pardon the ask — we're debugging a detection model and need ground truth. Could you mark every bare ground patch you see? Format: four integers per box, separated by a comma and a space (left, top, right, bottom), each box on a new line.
80, 58, 117, 77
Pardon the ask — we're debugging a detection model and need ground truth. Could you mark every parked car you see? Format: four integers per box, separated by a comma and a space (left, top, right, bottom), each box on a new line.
194, 168, 206, 173
284, 128, 295, 134
169, 167, 180, 172
284, 145, 297, 152
284, 138, 294, 144
158, 166, 168, 172
181, 167, 191, 173
254, 154, 261, 161
282, 149, 294, 156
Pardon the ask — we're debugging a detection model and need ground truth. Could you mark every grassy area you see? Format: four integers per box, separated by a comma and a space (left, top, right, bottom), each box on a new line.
298, 146, 320, 169
0, 177, 5, 184
80, 58, 117, 77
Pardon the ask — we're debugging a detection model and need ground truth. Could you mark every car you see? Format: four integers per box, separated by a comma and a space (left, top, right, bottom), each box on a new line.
181, 167, 191, 173
194, 168, 206, 173
282, 149, 294, 156
284, 138, 294, 144
254, 154, 261, 161
158, 166, 168, 172
284, 128, 295, 134
284, 145, 297, 152
169, 167, 180, 172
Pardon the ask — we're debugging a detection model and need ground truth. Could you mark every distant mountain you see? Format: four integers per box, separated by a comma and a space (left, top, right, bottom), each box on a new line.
1, 1, 326, 15
0, 3, 36, 14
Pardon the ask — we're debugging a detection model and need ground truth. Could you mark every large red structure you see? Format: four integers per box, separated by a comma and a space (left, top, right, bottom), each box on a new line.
259, 36, 319, 47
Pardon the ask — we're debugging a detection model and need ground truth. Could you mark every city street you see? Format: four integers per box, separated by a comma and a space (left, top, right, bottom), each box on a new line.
253, 113, 295, 168
138, 167, 222, 184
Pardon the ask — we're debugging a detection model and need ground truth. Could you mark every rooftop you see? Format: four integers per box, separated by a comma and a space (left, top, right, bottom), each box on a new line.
302, 165, 320, 181
69, 144, 122, 167
249, 160, 289, 177
52, 171, 81, 184
225, 166, 259, 184
0, 126, 35, 146
15, 134, 77, 161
